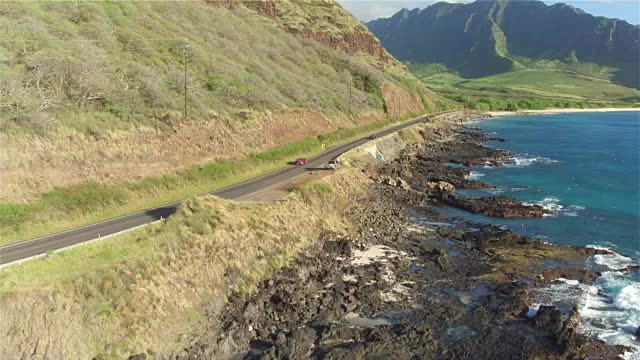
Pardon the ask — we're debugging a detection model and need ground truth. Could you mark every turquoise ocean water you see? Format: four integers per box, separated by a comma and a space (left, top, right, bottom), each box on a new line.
441, 111, 640, 355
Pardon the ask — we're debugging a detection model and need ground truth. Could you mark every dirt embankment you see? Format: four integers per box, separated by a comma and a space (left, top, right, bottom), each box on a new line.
381, 83, 424, 117
220, 0, 390, 66
0, 110, 381, 201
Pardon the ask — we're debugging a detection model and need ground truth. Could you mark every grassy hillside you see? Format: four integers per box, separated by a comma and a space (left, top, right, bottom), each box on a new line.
1, 0, 420, 133
0, 170, 364, 359
0, 0, 440, 196
408, 62, 640, 107
0, 0, 445, 244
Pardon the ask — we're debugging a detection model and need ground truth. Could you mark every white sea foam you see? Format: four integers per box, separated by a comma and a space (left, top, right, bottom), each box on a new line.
482, 186, 528, 195
586, 244, 611, 251
529, 269, 640, 357
615, 284, 640, 311
505, 153, 560, 167
580, 249, 640, 357
524, 197, 562, 215
464, 171, 485, 180
527, 248, 639, 351
523, 197, 586, 217
580, 270, 640, 357
592, 251, 635, 270
526, 305, 541, 318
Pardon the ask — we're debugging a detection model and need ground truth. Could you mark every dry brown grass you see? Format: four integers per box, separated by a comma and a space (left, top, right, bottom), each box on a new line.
1, 80, 433, 202
1, 109, 383, 201
0, 169, 371, 359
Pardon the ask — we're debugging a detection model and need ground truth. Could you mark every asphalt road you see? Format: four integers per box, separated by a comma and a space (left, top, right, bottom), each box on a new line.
0, 113, 443, 266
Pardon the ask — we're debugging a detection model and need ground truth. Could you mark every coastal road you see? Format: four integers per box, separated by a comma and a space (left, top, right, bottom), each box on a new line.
0, 113, 445, 266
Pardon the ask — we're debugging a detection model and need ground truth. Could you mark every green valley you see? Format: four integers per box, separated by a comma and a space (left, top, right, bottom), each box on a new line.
408, 63, 640, 108
367, 0, 640, 109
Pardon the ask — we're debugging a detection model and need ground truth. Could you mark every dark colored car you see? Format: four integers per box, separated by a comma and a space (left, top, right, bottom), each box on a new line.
367, 134, 377, 140
295, 158, 308, 165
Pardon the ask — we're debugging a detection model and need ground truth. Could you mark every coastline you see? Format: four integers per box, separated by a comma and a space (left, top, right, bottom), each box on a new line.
5, 111, 634, 359
461, 112, 640, 358
488, 107, 640, 118
178, 114, 635, 359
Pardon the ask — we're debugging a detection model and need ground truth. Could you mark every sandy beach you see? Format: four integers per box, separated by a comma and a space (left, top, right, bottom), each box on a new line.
488, 108, 640, 117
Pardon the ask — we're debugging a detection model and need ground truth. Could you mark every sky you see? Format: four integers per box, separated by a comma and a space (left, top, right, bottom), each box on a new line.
338, 0, 640, 24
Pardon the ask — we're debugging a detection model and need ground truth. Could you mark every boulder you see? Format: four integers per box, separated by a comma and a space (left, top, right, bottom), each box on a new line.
381, 176, 396, 187
381, 176, 412, 191
397, 178, 411, 191
542, 268, 600, 285
426, 181, 455, 193
533, 305, 565, 334
441, 195, 549, 218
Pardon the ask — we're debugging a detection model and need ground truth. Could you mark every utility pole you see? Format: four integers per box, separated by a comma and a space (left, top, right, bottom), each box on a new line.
348, 73, 352, 117
183, 37, 188, 120
207, 36, 212, 78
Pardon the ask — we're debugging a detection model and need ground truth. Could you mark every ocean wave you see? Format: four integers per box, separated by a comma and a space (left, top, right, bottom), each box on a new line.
526, 278, 587, 318
464, 171, 485, 180
529, 270, 639, 357
504, 153, 560, 167
580, 270, 640, 357
482, 186, 528, 195
523, 197, 586, 217
592, 251, 635, 270
615, 284, 640, 311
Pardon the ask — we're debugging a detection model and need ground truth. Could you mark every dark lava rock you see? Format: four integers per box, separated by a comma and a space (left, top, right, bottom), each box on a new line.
574, 340, 633, 360
437, 222, 540, 249
534, 306, 565, 334
543, 268, 600, 285
426, 248, 450, 270
323, 238, 352, 257
617, 265, 640, 273
423, 142, 512, 167
441, 194, 549, 218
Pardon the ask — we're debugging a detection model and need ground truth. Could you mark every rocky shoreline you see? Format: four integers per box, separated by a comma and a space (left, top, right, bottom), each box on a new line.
171, 115, 632, 359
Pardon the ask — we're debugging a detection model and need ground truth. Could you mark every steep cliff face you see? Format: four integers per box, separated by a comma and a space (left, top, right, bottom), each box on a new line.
368, 0, 640, 87
298, 29, 389, 64
219, 0, 430, 114
217, 0, 393, 67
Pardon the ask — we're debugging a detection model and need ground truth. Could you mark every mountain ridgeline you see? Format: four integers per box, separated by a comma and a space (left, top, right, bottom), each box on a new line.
367, 0, 640, 88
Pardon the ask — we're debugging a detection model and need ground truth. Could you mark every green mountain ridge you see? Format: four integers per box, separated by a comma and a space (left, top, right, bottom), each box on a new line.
368, 0, 640, 89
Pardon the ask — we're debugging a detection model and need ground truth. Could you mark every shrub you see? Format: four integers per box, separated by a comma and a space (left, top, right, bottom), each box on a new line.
0, 202, 31, 228
254, 137, 320, 162
42, 181, 128, 214
293, 181, 333, 203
